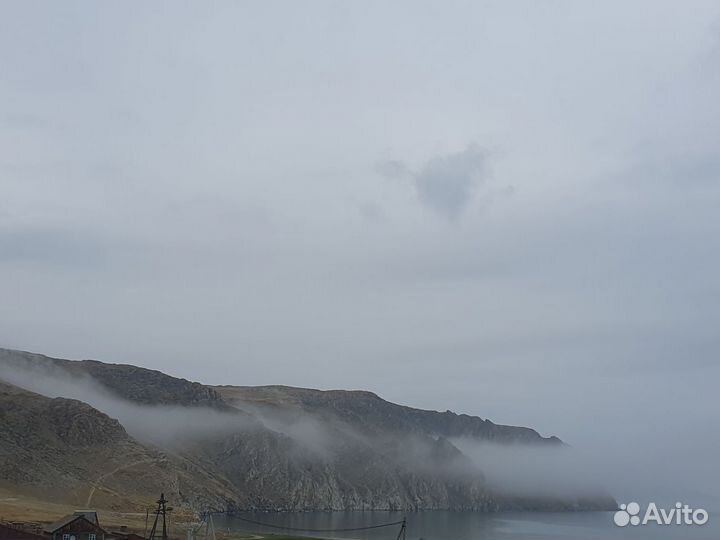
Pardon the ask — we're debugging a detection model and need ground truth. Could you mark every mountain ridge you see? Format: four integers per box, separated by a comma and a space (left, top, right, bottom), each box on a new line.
1, 348, 559, 443
216, 384, 561, 444
0, 347, 615, 515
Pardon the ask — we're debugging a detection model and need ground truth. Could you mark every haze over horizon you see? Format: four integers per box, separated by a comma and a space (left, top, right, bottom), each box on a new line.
2, 1, 720, 507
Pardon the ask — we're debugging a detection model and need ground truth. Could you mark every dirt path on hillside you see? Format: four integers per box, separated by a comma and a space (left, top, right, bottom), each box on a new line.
86, 459, 159, 507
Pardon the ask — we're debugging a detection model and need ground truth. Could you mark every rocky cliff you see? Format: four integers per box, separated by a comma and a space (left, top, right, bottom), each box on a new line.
0, 347, 615, 513
217, 385, 561, 444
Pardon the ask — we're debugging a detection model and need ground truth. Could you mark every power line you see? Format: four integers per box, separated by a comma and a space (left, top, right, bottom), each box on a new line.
204, 512, 406, 534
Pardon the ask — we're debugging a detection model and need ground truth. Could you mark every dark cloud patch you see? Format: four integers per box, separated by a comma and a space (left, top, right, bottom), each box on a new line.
413, 145, 487, 219
378, 146, 490, 220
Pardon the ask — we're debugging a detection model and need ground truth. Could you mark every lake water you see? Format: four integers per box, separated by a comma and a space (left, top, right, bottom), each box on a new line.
214, 510, 720, 540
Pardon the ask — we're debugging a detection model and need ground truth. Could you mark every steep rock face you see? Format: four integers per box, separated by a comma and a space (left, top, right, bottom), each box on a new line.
0, 347, 615, 513
184, 427, 492, 511
0, 348, 227, 408
0, 381, 240, 511
216, 386, 560, 444
46, 398, 128, 447
0, 380, 131, 489
67, 361, 227, 408
0, 381, 127, 450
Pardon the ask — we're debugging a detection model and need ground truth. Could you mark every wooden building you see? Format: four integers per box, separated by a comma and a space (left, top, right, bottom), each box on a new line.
43, 513, 106, 540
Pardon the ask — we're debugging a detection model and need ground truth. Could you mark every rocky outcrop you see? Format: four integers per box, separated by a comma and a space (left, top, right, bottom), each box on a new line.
0, 348, 227, 408
0, 347, 615, 513
217, 385, 560, 444
0, 381, 242, 511
46, 397, 128, 447
184, 426, 493, 511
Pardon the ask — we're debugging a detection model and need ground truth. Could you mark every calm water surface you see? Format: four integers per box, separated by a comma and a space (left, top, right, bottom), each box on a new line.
215, 510, 719, 540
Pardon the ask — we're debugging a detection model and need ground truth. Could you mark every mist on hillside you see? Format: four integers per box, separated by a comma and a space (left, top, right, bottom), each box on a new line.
0, 355, 620, 505
0, 361, 254, 445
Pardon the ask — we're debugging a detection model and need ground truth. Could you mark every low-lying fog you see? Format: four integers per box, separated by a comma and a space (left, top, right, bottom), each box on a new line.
0, 361, 254, 445
0, 360, 355, 464
2, 359, 718, 511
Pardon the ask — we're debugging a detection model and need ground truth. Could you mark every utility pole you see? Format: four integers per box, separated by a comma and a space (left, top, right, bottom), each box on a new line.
147, 493, 173, 540
396, 518, 406, 540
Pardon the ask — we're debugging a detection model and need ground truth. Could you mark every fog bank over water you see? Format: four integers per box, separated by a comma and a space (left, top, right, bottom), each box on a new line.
453, 434, 720, 512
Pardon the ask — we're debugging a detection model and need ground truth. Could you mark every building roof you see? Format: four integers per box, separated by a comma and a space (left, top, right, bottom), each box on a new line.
43, 514, 104, 535
71, 514, 98, 527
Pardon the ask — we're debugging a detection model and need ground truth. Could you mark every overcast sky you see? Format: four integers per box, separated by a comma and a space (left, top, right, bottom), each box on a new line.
2, 1, 720, 502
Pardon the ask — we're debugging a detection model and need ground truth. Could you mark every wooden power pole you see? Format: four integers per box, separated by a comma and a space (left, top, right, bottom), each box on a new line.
147, 493, 173, 540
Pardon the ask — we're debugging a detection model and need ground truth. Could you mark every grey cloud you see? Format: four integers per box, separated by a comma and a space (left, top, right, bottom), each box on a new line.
378, 146, 490, 220
413, 145, 488, 219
